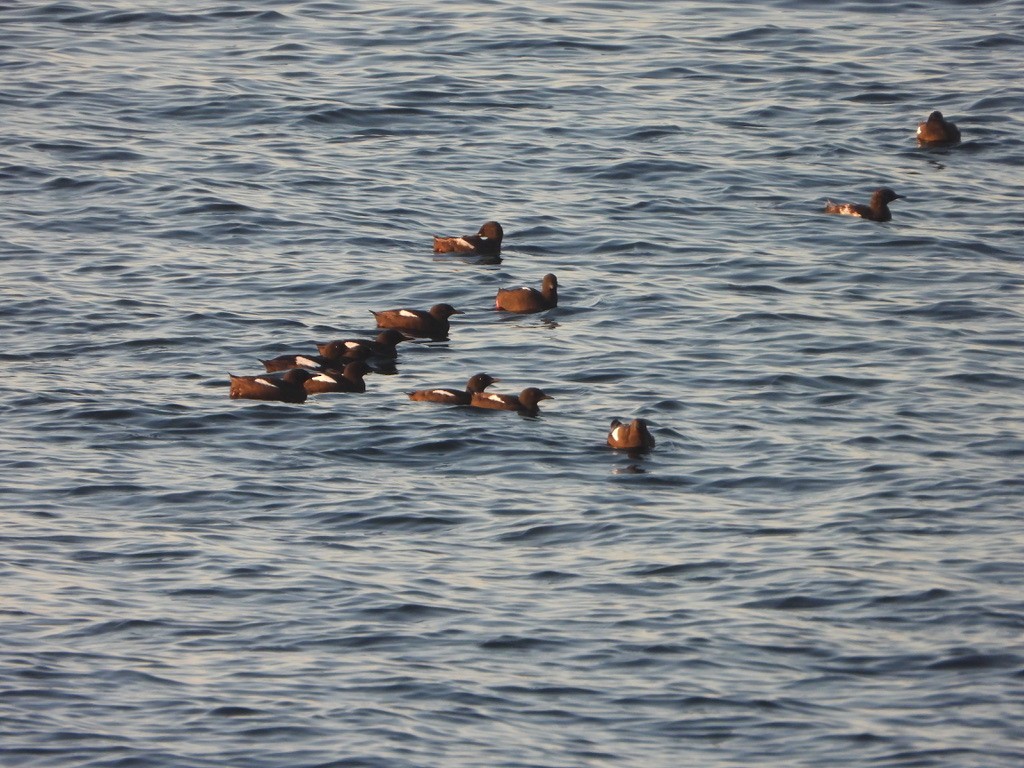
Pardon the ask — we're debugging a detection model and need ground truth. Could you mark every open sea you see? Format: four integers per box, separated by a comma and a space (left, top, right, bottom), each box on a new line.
2, 1, 1023, 766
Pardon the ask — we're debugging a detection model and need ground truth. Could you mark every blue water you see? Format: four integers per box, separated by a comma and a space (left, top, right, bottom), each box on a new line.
2, 1, 1023, 766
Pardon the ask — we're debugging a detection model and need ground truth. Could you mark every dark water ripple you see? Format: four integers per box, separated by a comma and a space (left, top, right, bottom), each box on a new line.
2, 0, 1024, 766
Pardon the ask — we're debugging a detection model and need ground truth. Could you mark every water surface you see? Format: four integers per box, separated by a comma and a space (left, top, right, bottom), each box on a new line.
2, 1, 1023, 766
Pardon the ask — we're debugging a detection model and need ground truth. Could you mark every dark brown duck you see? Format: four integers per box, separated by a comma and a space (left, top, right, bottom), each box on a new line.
917, 110, 961, 146
495, 273, 558, 314
824, 187, 903, 222
316, 330, 408, 360
408, 373, 499, 405
433, 220, 504, 256
260, 353, 329, 373
229, 368, 315, 403
469, 387, 552, 416
303, 361, 371, 395
370, 303, 464, 340
607, 418, 656, 452
260, 343, 371, 373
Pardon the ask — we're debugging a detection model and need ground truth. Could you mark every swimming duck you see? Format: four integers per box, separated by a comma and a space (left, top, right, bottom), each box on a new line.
824, 187, 903, 222
316, 329, 408, 360
408, 373, 499, 405
370, 303, 464, 340
260, 353, 330, 373
260, 342, 371, 373
433, 221, 504, 256
469, 387, 552, 416
303, 361, 371, 394
495, 273, 558, 314
607, 418, 656, 452
917, 110, 961, 146
229, 368, 314, 403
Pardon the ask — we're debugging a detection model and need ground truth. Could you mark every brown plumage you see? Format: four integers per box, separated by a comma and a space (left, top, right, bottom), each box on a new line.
370, 303, 463, 340
469, 387, 552, 416
916, 110, 961, 145
495, 273, 558, 313
433, 220, 504, 256
261, 340, 371, 373
316, 330, 408, 360
824, 187, 903, 222
260, 353, 330, 373
310, 340, 373, 365
303, 361, 371, 394
229, 368, 314, 403
408, 373, 499, 405
607, 418, 656, 452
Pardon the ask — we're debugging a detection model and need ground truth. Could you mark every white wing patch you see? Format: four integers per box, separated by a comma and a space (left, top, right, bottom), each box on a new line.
344, 341, 360, 349
485, 394, 504, 402
313, 374, 335, 382
295, 356, 318, 367
255, 378, 275, 388
399, 310, 419, 318
431, 390, 457, 397
611, 426, 623, 442
456, 237, 473, 249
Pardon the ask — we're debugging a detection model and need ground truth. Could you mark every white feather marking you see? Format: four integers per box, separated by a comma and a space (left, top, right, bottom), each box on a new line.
344, 341, 360, 349
295, 356, 318, 367
255, 378, 276, 388
399, 310, 419, 318
456, 237, 473, 248
432, 390, 456, 397
313, 374, 335, 382
611, 426, 623, 441
485, 394, 504, 402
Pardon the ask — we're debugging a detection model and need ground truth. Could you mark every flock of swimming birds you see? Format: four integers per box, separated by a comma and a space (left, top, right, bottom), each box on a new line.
227, 110, 962, 455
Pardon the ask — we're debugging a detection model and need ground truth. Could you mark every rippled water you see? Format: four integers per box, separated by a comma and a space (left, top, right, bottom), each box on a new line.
2, 1, 1023, 766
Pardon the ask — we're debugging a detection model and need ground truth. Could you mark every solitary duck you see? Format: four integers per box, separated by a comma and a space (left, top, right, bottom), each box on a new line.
433, 220, 504, 256
229, 368, 314, 403
316, 329, 408, 360
607, 418, 656, 452
408, 373, 499, 405
303, 361, 371, 395
495, 273, 558, 313
370, 303, 463, 340
824, 187, 903, 222
917, 110, 960, 146
470, 387, 552, 416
